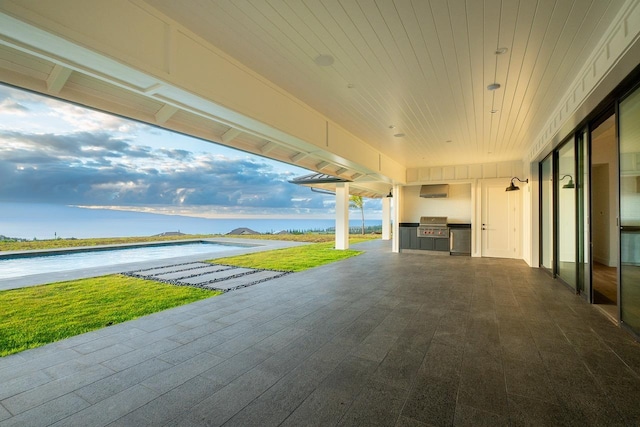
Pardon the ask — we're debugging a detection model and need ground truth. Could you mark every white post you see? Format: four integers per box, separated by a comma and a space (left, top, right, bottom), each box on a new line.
335, 182, 349, 250
382, 196, 391, 240
392, 184, 401, 253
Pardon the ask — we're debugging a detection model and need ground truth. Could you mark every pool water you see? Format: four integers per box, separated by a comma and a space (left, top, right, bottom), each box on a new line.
0, 242, 242, 280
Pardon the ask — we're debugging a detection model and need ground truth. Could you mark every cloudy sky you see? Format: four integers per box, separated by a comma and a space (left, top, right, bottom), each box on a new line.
0, 84, 381, 220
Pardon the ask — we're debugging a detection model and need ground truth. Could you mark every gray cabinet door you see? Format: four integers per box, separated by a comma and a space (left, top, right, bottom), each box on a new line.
399, 228, 411, 249
419, 238, 434, 250
435, 238, 449, 251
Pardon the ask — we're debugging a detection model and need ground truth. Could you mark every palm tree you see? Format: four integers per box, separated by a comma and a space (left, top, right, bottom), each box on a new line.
349, 195, 365, 235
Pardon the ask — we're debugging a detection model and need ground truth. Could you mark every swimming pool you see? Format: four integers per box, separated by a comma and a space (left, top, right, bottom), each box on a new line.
0, 241, 244, 280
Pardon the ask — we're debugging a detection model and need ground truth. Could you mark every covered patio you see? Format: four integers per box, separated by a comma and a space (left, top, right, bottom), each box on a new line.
1, 240, 639, 426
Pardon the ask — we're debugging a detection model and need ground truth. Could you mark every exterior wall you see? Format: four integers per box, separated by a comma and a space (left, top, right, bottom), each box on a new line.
400, 184, 472, 225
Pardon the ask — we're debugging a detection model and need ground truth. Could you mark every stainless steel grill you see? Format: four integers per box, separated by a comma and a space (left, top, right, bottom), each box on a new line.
417, 216, 449, 238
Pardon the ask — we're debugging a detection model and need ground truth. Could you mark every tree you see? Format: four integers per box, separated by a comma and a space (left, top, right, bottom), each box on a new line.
349, 195, 365, 235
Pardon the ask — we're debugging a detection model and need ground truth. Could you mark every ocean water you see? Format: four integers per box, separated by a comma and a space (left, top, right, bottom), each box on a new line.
0, 202, 382, 240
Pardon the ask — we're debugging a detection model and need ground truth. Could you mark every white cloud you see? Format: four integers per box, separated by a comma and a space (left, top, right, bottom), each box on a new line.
0, 99, 29, 115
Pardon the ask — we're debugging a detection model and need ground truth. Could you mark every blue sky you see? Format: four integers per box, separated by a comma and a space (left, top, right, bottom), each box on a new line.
0, 84, 381, 220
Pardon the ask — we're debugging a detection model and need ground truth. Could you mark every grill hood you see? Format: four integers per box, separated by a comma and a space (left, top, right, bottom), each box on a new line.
420, 184, 449, 198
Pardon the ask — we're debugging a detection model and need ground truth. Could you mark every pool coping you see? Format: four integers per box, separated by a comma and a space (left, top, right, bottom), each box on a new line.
0, 238, 257, 259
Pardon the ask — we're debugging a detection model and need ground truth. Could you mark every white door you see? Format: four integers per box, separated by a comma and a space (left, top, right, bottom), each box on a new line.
481, 179, 521, 258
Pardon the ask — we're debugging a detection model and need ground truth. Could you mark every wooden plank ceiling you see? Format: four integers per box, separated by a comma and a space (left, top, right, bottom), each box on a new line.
146, 0, 623, 168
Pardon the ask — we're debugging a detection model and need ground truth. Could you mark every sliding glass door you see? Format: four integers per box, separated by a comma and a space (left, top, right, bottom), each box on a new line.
541, 155, 554, 272
619, 86, 640, 334
557, 141, 577, 290
577, 128, 590, 299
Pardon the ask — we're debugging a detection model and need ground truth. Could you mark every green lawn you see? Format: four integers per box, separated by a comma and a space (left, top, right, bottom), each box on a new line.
0, 276, 217, 357
210, 238, 369, 272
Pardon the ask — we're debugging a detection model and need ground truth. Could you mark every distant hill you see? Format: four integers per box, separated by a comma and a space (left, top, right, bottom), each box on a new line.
0, 235, 29, 242
226, 227, 260, 235
153, 231, 186, 237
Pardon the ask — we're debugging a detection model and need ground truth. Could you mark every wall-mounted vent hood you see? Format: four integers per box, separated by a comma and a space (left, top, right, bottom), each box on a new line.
420, 184, 449, 198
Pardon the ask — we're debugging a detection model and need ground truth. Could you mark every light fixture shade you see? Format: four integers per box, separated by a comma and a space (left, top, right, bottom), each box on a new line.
560, 174, 575, 189
505, 177, 528, 192
505, 182, 520, 191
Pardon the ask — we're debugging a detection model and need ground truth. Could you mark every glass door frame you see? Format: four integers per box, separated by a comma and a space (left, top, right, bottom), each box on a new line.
539, 153, 554, 276
553, 135, 579, 292
617, 80, 640, 334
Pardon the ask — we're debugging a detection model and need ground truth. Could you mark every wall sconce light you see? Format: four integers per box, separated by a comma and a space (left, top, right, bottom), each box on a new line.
386, 188, 393, 198
505, 177, 529, 192
560, 174, 575, 189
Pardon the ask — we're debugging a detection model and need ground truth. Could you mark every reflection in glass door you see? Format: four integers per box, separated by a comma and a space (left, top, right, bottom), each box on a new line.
557, 141, 577, 290
619, 86, 640, 334
577, 128, 590, 300
541, 155, 553, 272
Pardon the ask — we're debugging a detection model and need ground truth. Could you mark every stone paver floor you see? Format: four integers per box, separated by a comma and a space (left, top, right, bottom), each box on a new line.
124, 262, 290, 292
2, 239, 640, 426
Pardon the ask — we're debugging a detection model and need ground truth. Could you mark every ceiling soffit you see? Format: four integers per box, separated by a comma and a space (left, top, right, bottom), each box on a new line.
145, 0, 631, 168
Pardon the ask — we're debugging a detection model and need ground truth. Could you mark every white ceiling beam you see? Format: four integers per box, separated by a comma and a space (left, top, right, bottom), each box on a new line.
290, 152, 307, 162
142, 83, 163, 95
260, 141, 278, 154
46, 64, 72, 94
154, 104, 179, 124
221, 127, 242, 144
316, 161, 330, 170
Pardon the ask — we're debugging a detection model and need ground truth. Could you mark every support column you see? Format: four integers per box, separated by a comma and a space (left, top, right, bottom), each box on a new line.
335, 182, 349, 250
382, 196, 391, 240
392, 184, 401, 253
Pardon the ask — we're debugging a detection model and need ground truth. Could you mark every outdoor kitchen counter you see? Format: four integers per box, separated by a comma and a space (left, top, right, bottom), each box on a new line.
399, 223, 449, 252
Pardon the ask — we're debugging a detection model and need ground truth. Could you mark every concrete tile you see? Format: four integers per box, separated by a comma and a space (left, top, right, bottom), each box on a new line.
76, 343, 135, 365
0, 404, 11, 422
317, 356, 379, 398
1, 364, 113, 415
141, 352, 224, 394
49, 385, 160, 427
351, 333, 399, 362
453, 404, 509, 427
457, 360, 508, 416
418, 342, 464, 379
0, 392, 89, 427
101, 338, 181, 371
176, 366, 281, 426
338, 380, 407, 427
122, 324, 190, 348
402, 375, 458, 426
0, 349, 80, 383
595, 374, 640, 425
503, 357, 556, 404
575, 347, 636, 378
200, 347, 273, 385
394, 416, 429, 427
507, 394, 578, 427
108, 375, 222, 426
157, 340, 219, 365
0, 371, 52, 401
75, 357, 173, 404
280, 388, 354, 427
372, 345, 425, 390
